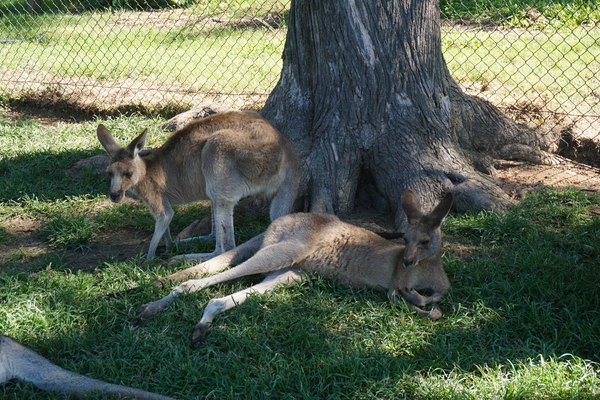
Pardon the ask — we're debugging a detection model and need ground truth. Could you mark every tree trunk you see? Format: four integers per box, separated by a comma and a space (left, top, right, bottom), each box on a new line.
261, 0, 559, 227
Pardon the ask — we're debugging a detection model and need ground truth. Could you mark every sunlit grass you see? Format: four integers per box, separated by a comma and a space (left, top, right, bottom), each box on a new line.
440, 0, 600, 28
443, 26, 599, 114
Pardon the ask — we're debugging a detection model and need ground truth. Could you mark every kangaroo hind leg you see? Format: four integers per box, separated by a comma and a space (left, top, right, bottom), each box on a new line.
134, 240, 309, 322
192, 268, 304, 347
161, 233, 266, 286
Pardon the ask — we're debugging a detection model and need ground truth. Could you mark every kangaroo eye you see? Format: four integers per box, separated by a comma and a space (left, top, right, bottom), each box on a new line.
421, 239, 430, 245
123, 172, 132, 179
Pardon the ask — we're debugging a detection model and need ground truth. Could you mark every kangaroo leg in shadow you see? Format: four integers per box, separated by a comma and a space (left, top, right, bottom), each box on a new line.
191, 268, 304, 347
134, 240, 309, 323
157, 233, 265, 287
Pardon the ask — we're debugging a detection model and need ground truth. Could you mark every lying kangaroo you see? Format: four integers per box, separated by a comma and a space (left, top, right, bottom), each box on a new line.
0, 335, 174, 399
134, 189, 453, 346
97, 111, 299, 260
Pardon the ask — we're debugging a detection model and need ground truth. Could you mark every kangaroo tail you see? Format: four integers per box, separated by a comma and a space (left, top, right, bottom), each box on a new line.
1, 335, 175, 400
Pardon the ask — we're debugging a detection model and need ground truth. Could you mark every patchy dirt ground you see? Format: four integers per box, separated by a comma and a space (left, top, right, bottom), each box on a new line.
1, 103, 599, 274
495, 157, 600, 195
0, 212, 150, 274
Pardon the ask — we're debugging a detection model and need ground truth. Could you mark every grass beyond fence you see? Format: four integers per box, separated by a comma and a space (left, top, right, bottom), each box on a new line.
0, 0, 598, 129
440, 0, 599, 27
0, 113, 599, 399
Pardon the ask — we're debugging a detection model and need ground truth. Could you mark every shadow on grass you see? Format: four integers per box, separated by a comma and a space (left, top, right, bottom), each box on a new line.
0, 148, 106, 202
0, 192, 269, 276
4, 91, 188, 124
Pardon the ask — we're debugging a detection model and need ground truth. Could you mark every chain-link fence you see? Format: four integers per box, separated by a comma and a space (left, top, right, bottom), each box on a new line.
1, 1, 599, 170
1, 0, 289, 111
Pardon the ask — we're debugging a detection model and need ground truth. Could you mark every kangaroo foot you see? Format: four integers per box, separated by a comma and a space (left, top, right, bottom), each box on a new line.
169, 251, 219, 264
177, 234, 215, 243
191, 323, 210, 348
132, 296, 173, 324
426, 304, 443, 321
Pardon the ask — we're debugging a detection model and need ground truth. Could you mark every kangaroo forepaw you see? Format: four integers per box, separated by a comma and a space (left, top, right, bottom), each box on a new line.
407, 303, 443, 321
154, 277, 167, 288
191, 324, 210, 348
134, 301, 165, 322
428, 304, 442, 321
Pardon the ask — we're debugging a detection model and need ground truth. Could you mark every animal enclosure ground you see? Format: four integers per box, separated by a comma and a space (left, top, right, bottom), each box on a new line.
0, 105, 599, 399
0, 99, 599, 272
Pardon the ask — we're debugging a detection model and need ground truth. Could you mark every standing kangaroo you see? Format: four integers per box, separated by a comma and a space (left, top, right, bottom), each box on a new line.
0, 335, 174, 399
134, 189, 453, 346
97, 111, 300, 261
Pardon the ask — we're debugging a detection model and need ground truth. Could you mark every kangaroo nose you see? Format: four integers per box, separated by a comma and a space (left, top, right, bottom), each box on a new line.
109, 192, 122, 203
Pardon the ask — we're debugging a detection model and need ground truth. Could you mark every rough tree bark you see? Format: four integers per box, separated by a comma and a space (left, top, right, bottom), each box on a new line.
261, 0, 560, 227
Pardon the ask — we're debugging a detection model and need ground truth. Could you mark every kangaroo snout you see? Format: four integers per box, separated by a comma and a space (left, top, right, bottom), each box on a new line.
109, 191, 124, 203
402, 245, 419, 268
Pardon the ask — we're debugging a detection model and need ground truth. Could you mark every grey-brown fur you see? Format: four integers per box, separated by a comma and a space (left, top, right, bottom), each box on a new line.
0, 335, 174, 399
135, 189, 453, 346
97, 111, 300, 260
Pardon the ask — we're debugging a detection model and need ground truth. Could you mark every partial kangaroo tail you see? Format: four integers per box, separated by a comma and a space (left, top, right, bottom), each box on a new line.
0, 335, 175, 400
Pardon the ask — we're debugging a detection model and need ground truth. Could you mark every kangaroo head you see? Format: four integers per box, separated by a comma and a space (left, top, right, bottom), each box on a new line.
97, 124, 147, 203
399, 189, 453, 268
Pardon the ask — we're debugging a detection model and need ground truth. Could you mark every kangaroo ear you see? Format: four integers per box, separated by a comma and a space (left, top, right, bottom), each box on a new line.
425, 192, 453, 227
126, 129, 147, 158
401, 189, 423, 225
97, 124, 121, 157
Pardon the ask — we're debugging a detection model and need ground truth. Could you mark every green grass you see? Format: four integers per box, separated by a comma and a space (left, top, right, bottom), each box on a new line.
0, 110, 599, 398
441, 0, 600, 28
0, 10, 286, 95
39, 214, 101, 250
0, 0, 289, 100
442, 26, 599, 115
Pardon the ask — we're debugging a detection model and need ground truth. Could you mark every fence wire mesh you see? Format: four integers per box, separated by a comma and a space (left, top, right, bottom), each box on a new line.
1, 1, 599, 174
1, 0, 289, 110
